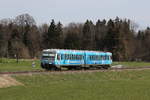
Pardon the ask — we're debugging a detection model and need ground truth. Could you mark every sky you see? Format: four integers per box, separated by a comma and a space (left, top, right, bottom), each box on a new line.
0, 0, 150, 29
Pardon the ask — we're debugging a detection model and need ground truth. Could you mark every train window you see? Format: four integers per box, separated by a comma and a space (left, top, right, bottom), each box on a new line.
57, 54, 60, 60
71, 54, 72, 60
103, 56, 105, 60
96, 56, 98, 60
81, 55, 83, 60
68, 54, 70, 60
107, 56, 109, 60
79, 55, 82, 60
66, 54, 68, 60
89, 56, 91, 60
104, 56, 106, 60
67, 54, 69, 60
72, 55, 74, 60
98, 56, 100, 60
70, 54, 72, 60
64, 54, 66, 60
75, 55, 77, 60
65, 54, 67, 60
72, 55, 73, 60
106, 56, 108, 60
74, 55, 75, 60
74, 55, 77, 60
61, 54, 63, 60
80, 55, 82, 60
97, 55, 99, 60
77, 55, 79, 60
79, 55, 81, 60
105, 56, 107, 60
101, 56, 103, 60
72, 54, 74, 60
69, 54, 71, 60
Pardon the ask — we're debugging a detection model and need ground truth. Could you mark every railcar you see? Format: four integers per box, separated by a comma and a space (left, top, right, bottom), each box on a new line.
41, 49, 112, 70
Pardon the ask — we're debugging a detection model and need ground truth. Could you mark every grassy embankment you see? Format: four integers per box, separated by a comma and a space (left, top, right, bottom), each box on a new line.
1, 70, 150, 100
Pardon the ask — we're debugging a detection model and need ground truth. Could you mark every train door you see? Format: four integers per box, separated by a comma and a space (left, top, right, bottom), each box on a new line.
60, 53, 65, 65
83, 52, 89, 67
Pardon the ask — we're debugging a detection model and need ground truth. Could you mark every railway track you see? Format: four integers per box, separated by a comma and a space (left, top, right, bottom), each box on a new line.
1, 66, 150, 75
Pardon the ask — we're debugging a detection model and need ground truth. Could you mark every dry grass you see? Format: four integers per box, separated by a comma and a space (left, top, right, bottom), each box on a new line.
0, 75, 23, 88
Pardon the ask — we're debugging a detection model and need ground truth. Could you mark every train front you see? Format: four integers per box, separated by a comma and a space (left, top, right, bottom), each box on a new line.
41, 49, 56, 69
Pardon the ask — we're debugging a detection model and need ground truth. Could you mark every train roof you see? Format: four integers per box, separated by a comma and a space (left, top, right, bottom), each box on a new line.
43, 49, 112, 54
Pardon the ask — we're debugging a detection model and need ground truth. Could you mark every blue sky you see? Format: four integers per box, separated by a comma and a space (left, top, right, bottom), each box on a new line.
0, 0, 149, 29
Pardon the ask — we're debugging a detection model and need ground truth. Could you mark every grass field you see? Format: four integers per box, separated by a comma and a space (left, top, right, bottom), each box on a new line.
1, 70, 150, 100
1, 58, 150, 72
113, 62, 150, 67
0, 58, 42, 72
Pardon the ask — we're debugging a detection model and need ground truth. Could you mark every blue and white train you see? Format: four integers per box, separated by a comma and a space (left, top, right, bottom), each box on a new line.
41, 49, 112, 70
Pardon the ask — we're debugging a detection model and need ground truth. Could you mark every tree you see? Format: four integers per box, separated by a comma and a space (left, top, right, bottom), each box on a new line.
104, 19, 116, 51
56, 22, 63, 48
14, 13, 36, 27
43, 19, 62, 49
95, 19, 107, 50
82, 20, 95, 50
0, 29, 5, 58
10, 28, 23, 62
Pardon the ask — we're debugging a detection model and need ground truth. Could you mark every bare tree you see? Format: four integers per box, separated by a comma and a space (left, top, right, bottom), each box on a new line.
14, 13, 36, 26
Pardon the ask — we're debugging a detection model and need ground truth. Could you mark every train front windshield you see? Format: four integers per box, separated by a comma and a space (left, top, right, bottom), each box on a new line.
42, 51, 56, 61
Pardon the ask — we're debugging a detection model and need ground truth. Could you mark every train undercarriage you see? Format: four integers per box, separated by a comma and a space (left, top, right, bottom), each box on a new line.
41, 63, 111, 71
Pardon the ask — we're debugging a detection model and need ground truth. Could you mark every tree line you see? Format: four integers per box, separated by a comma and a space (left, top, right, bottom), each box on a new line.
0, 14, 150, 61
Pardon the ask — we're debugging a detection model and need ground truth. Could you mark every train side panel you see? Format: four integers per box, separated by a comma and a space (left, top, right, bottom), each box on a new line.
55, 50, 84, 66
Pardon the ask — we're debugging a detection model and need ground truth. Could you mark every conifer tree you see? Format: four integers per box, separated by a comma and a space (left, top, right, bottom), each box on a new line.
44, 19, 63, 49
95, 19, 107, 50
56, 22, 63, 48
82, 20, 95, 50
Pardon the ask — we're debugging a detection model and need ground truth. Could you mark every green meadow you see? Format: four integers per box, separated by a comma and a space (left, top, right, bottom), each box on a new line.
0, 58, 42, 72
1, 70, 150, 100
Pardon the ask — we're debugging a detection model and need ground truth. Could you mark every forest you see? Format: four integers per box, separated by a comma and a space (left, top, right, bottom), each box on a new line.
0, 13, 150, 61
